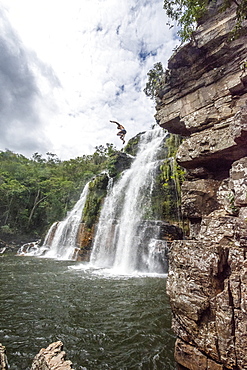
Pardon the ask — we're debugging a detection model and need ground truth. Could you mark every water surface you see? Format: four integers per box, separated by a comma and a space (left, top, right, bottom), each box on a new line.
0, 256, 175, 369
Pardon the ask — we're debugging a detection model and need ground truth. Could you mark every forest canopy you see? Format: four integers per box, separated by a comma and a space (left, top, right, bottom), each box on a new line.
0, 144, 116, 238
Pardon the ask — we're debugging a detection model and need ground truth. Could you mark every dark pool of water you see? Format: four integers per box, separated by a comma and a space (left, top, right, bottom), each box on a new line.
0, 256, 175, 369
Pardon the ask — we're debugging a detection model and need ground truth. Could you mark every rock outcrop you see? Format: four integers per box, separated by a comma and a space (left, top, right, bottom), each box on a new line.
156, 2, 247, 369
0, 344, 8, 370
0, 341, 74, 370
30, 341, 74, 370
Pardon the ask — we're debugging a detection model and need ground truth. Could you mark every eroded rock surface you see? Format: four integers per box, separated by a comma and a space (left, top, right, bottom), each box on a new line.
156, 4, 247, 173
0, 342, 74, 370
156, 2, 247, 369
0, 344, 8, 370
30, 341, 74, 370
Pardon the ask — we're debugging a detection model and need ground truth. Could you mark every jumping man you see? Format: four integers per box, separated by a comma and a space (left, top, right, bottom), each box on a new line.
110, 120, 127, 144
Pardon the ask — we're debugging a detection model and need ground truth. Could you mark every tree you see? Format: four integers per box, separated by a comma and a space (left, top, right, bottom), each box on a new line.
163, 0, 247, 42
0, 145, 119, 238
143, 62, 164, 100
144, 0, 247, 101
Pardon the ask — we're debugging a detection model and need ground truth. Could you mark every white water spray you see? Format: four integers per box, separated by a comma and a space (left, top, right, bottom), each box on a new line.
145, 239, 169, 274
18, 182, 90, 260
90, 127, 168, 273
43, 182, 90, 260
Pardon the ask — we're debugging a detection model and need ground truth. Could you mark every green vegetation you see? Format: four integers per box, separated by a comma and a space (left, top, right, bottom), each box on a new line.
138, 134, 185, 224
81, 150, 134, 232
0, 132, 186, 244
228, 192, 239, 215
124, 133, 142, 156
82, 173, 109, 229
0, 145, 116, 239
157, 134, 185, 223
163, 0, 247, 42
163, 0, 208, 42
107, 152, 133, 178
143, 62, 164, 100
144, 0, 247, 101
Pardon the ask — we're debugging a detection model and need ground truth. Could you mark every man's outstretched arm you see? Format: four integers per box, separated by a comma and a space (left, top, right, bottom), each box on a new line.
110, 120, 122, 129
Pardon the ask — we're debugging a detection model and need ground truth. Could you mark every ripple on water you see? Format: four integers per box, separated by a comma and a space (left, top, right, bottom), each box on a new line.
0, 256, 175, 369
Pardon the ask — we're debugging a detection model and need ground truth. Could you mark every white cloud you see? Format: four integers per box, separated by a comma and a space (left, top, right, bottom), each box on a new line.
0, 0, 178, 159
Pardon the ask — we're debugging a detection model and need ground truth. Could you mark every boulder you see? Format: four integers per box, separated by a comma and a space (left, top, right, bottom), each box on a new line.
30, 341, 74, 370
0, 341, 74, 370
0, 344, 8, 370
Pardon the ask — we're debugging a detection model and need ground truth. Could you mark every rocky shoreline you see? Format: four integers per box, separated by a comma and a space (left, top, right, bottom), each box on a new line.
0, 342, 74, 370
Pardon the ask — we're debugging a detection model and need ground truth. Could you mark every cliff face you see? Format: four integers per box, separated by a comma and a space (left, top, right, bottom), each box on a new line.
155, 4, 247, 370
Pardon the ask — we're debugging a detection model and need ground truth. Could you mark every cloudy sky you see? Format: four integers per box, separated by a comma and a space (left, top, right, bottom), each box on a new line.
0, 0, 178, 160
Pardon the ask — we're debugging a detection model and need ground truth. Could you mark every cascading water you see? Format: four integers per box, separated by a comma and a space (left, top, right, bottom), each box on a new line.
43, 182, 90, 260
90, 127, 168, 274
145, 239, 169, 274
18, 182, 90, 260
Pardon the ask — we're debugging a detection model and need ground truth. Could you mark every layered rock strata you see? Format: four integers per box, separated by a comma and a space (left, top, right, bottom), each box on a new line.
156, 3, 247, 369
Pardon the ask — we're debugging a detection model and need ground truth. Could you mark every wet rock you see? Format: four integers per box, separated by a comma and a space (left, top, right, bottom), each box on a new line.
0, 344, 8, 370
30, 341, 74, 370
124, 132, 144, 156
81, 172, 109, 230
107, 151, 133, 177
76, 223, 95, 261
0, 239, 16, 254
139, 220, 183, 242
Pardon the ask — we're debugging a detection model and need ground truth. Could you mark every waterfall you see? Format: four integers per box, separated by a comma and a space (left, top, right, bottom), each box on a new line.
43, 182, 90, 260
90, 127, 168, 274
18, 182, 90, 260
145, 239, 169, 274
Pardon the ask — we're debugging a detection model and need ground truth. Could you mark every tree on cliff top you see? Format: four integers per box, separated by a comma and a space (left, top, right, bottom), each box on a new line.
144, 0, 247, 101
163, 0, 247, 42
143, 62, 164, 100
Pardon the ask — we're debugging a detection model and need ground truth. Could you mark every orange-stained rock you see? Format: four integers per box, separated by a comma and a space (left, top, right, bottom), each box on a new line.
76, 223, 95, 261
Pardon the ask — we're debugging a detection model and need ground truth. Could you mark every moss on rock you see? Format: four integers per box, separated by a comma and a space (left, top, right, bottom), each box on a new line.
82, 173, 109, 229
106, 152, 133, 178
157, 134, 185, 223
124, 132, 144, 156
